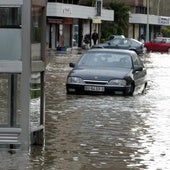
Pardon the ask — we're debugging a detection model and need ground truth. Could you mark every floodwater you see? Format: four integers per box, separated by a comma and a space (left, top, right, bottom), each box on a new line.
1, 51, 170, 170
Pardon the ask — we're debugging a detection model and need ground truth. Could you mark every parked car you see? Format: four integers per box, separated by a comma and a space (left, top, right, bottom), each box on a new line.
144, 37, 170, 53
66, 49, 147, 96
92, 38, 144, 55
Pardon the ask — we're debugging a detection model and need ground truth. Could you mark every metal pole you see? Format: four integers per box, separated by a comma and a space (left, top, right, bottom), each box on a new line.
21, 0, 31, 151
146, 0, 150, 42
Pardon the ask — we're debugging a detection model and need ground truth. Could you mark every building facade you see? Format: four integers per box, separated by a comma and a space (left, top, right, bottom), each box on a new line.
46, 0, 170, 50
127, 0, 170, 41
46, 1, 114, 50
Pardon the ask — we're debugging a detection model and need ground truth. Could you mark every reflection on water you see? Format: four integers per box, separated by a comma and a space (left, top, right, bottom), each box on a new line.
1, 52, 170, 170
30, 98, 40, 128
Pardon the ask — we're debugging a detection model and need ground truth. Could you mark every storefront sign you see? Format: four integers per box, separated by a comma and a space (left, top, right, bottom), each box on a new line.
48, 18, 72, 24
158, 17, 169, 25
62, 6, 72, 16
92, 17, 102, 24
48, 18, 63, 24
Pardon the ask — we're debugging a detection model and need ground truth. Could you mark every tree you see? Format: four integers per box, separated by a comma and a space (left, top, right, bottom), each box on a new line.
101, 1, 130, 39
161, 26, 170, 37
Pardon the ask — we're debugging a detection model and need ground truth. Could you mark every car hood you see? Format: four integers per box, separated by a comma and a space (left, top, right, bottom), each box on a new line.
69, 67, 131, 81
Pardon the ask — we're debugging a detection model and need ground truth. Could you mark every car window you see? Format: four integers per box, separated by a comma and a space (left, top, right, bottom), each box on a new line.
121, 39, 127, 45
130, 39, 140, 46
131, 54, 143, 67
78, 52, 132, 68
154, 37, 163, 43
109, 38, 122, 45
107, 35, 125, 40
124, 39, 131, 45
165, 38, 170, 43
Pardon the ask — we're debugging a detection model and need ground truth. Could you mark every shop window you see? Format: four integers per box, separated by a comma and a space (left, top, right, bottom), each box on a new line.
0, 74, 21, 127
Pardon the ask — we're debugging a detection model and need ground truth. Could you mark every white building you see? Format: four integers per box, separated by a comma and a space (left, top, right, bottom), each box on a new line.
46, 2, 114, 50
129, 13, 170, 41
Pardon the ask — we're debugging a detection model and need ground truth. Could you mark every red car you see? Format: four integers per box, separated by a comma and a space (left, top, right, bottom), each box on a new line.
144, 37, 170, 53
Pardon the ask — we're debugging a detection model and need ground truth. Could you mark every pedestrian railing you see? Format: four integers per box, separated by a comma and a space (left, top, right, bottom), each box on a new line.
0, 128, 21, 145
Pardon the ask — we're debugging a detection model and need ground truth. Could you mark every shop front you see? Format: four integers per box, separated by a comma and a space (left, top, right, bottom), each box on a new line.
129, 13, 170, 41
46, 2, 114, 51
47, 17, 75, 50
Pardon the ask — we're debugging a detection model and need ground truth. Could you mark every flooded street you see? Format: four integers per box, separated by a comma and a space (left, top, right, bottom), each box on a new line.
43, 51, 170, 170
1, 51, 170, 170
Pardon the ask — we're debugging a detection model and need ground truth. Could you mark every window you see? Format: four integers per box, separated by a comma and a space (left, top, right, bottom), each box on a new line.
132, 54, 143, 67
48, 0, 79, 4
0, 7, 21, 28
0, 73, 21, 127
0, 7, 21, 60
31, 7, 43, 60
32, 7, 43, 43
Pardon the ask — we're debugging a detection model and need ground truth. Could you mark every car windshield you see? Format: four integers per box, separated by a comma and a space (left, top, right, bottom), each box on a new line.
154, 37, 164, 43
78, 51, 132, 68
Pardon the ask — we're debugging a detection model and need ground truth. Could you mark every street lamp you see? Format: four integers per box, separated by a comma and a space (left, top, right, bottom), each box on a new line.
146, 0, 150, 42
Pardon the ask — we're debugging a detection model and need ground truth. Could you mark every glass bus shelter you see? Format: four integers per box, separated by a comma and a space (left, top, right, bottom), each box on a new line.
0, 0, 46, 151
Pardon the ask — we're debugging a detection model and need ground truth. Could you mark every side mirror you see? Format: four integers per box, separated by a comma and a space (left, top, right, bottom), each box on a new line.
69, 62, 75, 68
133, 66, 143, 72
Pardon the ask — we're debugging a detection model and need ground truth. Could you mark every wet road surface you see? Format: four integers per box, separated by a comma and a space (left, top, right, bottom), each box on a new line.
1, 51, 170, 170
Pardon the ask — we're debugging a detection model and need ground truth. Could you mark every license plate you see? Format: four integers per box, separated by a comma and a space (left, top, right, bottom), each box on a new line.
84, 86, 105, 92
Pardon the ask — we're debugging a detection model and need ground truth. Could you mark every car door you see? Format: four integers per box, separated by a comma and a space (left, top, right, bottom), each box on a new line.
132, 54, 147, 90
157, 39, 167, 51
150, 40, 159, 51
152, 38, 165, 51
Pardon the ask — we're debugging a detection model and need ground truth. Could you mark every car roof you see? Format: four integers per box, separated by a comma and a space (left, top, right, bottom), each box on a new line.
156, 36, 170, 39
87, 48, 137, 55
155, 37, 170, 40
108, 35, 125, 39
109, 37, 142, 43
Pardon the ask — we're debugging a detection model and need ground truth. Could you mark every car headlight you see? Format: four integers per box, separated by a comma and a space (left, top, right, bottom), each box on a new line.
108, 79, 126, 86
67, 77, 84, 84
